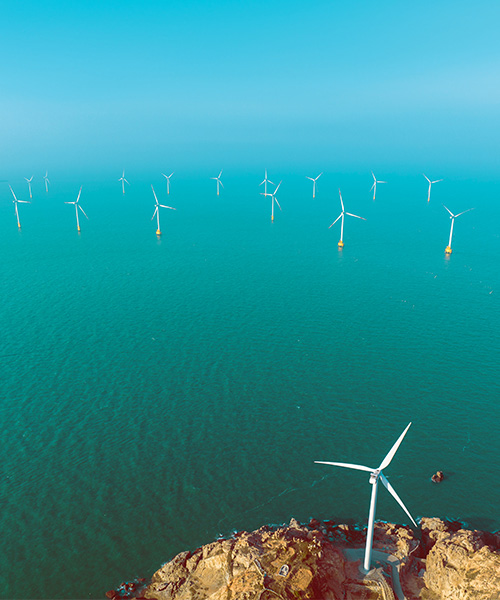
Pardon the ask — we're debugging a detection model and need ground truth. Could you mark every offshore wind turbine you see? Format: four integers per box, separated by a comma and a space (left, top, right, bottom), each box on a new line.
119, 170, 130, 194
25, 176, 33, 199
261, 180, 282, 221
329, 189, 366, 248
65, 186, 88, 232
315, 422, 417, 573
161, 172, 174, 195
43, 171, 50, 193
151, 184, 176, 236
9, 185, 30, 229
370, 172, 386, 201
211, 170, 224, 195
423, 174, 443, 202
306, 172, 322, 198
259, 170, 274, 196
443, 205, 474, 254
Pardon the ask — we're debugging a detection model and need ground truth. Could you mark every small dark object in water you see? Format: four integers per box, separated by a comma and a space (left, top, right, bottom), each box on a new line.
432, 471, 444, 483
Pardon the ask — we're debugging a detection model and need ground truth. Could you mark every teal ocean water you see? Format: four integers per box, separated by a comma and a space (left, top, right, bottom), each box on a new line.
1, 171, 499, 598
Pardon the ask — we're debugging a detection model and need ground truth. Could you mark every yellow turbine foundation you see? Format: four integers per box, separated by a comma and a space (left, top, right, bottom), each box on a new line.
445, 246, 452, 254
77, 226, 81, 232
156, 229, 161, 236
271, 215, 274, 221
338, 240, 344, 248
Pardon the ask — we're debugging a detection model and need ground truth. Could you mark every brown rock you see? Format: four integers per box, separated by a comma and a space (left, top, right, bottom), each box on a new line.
431, 470, 445, 483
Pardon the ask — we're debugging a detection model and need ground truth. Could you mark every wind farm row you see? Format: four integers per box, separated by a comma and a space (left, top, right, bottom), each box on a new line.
3, 169, 474, 254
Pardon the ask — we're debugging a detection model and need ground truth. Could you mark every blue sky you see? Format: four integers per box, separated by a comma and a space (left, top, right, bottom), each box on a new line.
1, 0, 499, 174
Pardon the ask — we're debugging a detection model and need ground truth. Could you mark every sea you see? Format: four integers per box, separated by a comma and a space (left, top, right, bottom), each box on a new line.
1, 170, 499, 599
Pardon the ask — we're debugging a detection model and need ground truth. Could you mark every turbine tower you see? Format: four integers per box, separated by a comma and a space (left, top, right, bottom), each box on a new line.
151, 184, 176, 236
162, 172, 174, 195
443, 205, 474, 254
315, 422, 417, 573
65, 186, 88, 232
259, 170, 274, 196
25, 176, 34, 199
261, 180, 282, 221
370, 172, 386, 201
329, 189, 366, 248
211, 170, 224, 195
423, 174, 443, 202
119, 170, 130, 194
44, 171, 50, 193
9, 185, 30, 229
306, 173, 322, 198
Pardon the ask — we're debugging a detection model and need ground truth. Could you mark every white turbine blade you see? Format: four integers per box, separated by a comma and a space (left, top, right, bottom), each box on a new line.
268, 179, 274, 185
423, 174, 431, 183
346, 212, 366, 221
219, 181, 224, 188
371, 171, 376, 181
378, 422, 412, 471
169, 172, 174, 178
161, 173, 167, 179
218, 170, 223, 178
159, 204, 176, 210
274, 197, 282, 211
260, 192, 271, 197
124, 178, 130, 185
380, 473, 417, 527
442, 205, 454, 217
455, 207, 474, 218
9, 185, 18, 202
306, 176, 313, 181
328, 214, 342, 228
378, 180, 387, 184
338, 189, 344, 212
274, 180, 282, 194
369, 182, 375, 192
78, 205, 89, 219
64, 201, 75, 205
151, 184, 159, 204
76, 187, 82, 203
151, 207, 158, 220
432, 179, 443, 184
18, 200, 30, 204
316, 172, 323, 180
314, 461, 374, 473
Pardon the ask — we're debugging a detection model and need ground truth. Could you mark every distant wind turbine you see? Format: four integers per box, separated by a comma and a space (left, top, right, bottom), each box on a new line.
329, 189, 366, 248
25, 176, 33, 199
315, 422, 417, 573
211, 170, 223, 196
161, 172, 174, 195
9, 185, 30, 229
259, 170, 274, 196
306, 172, 322, 198
443, 204, 474, 254
119, 170, 130, 194
370, 172, 386, 201
423, 174, 443, 202
65, 186, 88, 232
261, 180, 282, 221
151, 184, 176, 236
43, 171, 50, 193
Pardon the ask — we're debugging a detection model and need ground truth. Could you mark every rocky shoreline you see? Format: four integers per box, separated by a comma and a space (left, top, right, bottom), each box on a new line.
108, 517, 500, 600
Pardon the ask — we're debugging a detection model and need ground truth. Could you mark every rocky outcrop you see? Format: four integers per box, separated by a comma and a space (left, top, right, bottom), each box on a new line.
120, 517, 499, 600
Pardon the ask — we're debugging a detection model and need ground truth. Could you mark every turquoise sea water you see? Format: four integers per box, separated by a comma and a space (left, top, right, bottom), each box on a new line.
1, 171, 499, 598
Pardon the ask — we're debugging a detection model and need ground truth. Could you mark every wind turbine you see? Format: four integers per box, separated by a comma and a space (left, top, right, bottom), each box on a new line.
65, 186, 88, 232
370, 172, 386, 201
329, 189, 366, 248
119, 170, 130, 194
443, 205, 474, 254
259, 170, 274, 196
25, 176, 33, 199
306, 172, 322, 198
151, 184, 176, 236
43, 171, 50, 193
261, 180, 282, 221
423, 174, 443, 202
9, 185, 30, 229
211, 170, 223, 196
315, 422, 417, 573
161, 172, 174, 195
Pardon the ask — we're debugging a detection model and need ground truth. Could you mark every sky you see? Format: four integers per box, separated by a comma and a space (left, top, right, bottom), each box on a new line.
1, 0, 499, 175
